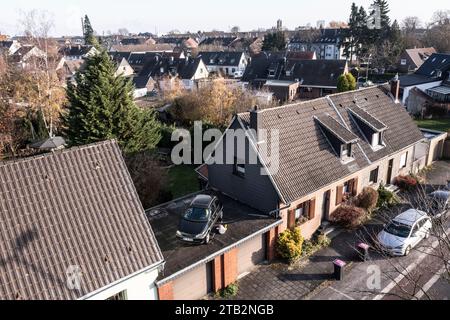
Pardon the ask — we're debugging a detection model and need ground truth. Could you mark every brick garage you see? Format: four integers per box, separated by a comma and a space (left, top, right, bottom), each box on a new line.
156, 227, 280, 300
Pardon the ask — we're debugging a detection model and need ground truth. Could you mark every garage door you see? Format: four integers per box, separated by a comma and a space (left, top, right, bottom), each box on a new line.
237, 234, 267, 276
173, 262, 213, 300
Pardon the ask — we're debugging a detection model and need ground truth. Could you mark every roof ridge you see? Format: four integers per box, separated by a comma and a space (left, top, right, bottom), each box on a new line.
0, 139, 118, 168
237, 84, 389, 117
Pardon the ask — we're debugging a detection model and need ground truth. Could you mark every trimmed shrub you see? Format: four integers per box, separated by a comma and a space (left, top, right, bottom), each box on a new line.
331, 205, 367, 229
356, 187, 379, 211
377, 186, 398, 208
277, 227, 304, 262
394, 175, 419, 191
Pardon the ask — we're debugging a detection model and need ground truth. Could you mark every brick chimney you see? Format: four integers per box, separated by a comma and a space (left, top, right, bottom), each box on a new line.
390, 74, 400, 103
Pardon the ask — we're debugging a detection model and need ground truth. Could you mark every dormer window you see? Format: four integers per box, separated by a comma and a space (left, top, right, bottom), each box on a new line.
268, 69, 275, 77
341, 143, 353, 160
315, 114, 359, 163
348, 106, 387, 151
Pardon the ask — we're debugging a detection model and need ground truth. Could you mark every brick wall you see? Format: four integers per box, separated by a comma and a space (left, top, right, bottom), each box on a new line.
212, 256, 224, 292
267, 227, 279, 262
157, 282, 174, 300
223, 248, 238, 287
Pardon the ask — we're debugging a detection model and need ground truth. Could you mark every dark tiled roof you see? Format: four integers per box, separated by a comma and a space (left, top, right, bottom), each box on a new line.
415, 53, 450, 77
237, 86, 424, 203
315, 114, 359, 143
30, 137, 66, 150
283, 60, 347, 87
0, 140, 163, 300
199, 37, 238, 47
60, 45, 93, 57
243, 52, 346, 88
137, 55, 202, 80
347, 105, 387, 132
286, 51, 316, 60
199, 51, 245, 66
241, 52, 285, 82
398, 74, 439, 87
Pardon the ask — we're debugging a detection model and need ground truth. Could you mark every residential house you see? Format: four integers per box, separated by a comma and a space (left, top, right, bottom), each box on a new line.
157, 36, 199, 54
398, 53, 450, 112
205, 83, 430, 240
0, 140, 164, 300
59, 45, 99, 60
242, 52, 348, 101
286, 51, 317, 60
132, 54, 208, 97
199, 51, 248, 78
121, 37, 156, 46
110, 44, 176, 53
0, 40, 21, 55
109, 53, 135, 77
56, 58, 85, 82
288, 28, 352, 60
111, 51, 186, 75
9, 45, 47, 69
398, 47, 436, 73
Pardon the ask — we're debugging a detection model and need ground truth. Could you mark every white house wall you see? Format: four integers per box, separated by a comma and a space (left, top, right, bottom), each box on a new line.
403, 81, 442, 105
85, 267, 160, 300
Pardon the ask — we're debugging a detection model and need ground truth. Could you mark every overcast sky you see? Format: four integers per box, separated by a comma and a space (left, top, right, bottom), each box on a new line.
1, 0, 449, 37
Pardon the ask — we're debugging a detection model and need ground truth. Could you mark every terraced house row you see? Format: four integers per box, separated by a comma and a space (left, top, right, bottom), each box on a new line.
0, 82, 447, 300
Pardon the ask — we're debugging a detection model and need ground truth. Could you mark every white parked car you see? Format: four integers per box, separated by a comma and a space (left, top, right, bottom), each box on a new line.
377, 209, 432, 256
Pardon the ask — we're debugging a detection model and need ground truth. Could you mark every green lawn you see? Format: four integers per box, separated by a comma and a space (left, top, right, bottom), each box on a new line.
167, 165, 200, 199
415, 119, 450, 133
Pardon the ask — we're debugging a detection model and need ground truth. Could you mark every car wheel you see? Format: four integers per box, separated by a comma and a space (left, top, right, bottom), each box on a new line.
404, 246, 411, 256
204, 233, 210, 245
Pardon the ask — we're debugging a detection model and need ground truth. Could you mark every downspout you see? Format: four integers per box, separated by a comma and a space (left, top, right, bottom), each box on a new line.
269, 203, 292, 219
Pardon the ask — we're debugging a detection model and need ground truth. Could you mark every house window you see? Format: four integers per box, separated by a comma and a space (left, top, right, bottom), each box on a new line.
370, 167, 379, 184
292, 199, 316, 226
233, 158, 246, 178
107, 291, 127, 300
400, 152, 408, 169
341, 143, 352, 159
343, 181, 350, 194
400, 59, 407, 65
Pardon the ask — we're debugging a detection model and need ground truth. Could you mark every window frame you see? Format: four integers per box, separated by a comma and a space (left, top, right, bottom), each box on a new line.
400, 152, 408, 169
107, 290, 127, 301
233, 157, 246, 178
369, 167, 379, 184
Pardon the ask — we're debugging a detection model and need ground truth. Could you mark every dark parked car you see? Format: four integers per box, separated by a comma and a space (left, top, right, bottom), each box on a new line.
428, 191, 450, 218
176, 195, 223, 244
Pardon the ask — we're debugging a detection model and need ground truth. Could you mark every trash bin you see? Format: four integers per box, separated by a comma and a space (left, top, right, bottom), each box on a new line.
357, 243, 370, 262
333, 259, 346, 281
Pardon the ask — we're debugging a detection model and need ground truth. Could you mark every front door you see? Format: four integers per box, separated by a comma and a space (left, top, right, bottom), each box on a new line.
322, 190, 331, 223
386, 159, 394, 184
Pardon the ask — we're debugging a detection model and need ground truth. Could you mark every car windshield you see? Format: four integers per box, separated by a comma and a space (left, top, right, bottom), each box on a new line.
184, 207, 210, 222
385, 221, 411, 238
